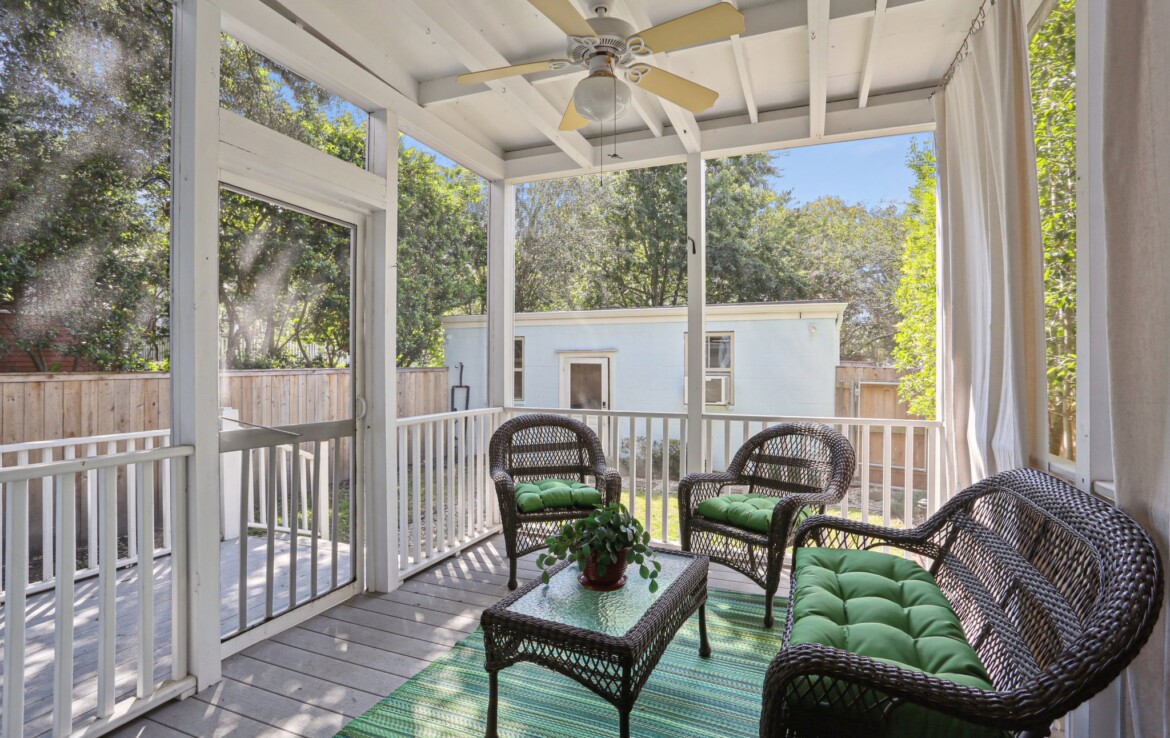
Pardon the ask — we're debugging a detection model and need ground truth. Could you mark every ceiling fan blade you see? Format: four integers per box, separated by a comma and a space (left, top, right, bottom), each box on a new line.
528, 0, 595, 37
559, 98, 589, 131
457, 59, 571, 85
629, 3, 745, 55
628, 65, 719, 114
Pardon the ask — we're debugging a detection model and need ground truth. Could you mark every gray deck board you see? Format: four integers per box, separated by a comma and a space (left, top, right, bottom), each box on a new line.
14, 534, 764, 738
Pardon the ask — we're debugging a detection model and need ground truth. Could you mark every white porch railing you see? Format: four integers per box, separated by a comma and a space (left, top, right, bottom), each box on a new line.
0, 430, 173, 599
395, 408, 504, 579
0, 443, 195, 737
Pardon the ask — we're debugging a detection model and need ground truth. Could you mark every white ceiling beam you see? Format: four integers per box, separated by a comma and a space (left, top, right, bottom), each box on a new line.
629, 87, 666, 138
807, 0, 831, 138
218, 0, 506, 179
726, 0, 758, 124
504, 88, 934, 182
858, 0, 889, 108
618, 0, 702, 153
398, 0, 595, 170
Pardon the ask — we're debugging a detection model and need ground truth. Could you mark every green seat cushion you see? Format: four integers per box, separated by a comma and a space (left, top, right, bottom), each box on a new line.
788, 547, 999, 737
695, 493, 814, 534
513, 479, 601, 513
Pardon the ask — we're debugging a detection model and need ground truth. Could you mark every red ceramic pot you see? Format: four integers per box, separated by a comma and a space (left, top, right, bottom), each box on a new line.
579, 548, 630, 591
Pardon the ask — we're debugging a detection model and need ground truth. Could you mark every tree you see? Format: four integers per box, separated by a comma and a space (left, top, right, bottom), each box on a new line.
893, 143, 938, 418
789, 197, 906, 361
1031, 0, 1077, 458
396, 142, 487, 367
0, 0, 173, 370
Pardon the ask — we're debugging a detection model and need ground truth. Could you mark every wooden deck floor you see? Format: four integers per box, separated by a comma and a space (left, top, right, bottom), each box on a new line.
111, 536, 766, 738
0, 536, 353, 738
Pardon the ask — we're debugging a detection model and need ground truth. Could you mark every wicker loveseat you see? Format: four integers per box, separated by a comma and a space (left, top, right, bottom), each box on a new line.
489, 414, 622, 589
760, 468, 1164, 738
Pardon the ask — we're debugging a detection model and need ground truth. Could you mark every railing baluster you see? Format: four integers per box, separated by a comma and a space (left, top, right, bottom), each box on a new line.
265, 446, 277, 621
838, 423, 851, 519
53, 472, 77, 736
161, 436, 172, 551
238, 448, 250, 634
3, 479, 29, 738
903, 425, 915, 528
310, 440, 321, 600
289, 441, 300, 610
87, 442, 99, 570
398, 427, 408, 570
425, 421, 435, 560
136, 461, 155, 698
171, 455, 188, 681
723, 419, 732, 473
927, 426, 939, 516
660, 417, 669, 544
447, 417, 457, 548
331, 437, 341, 590
412, 424, 422, 566
97, 466, 116, 718
627, 415, 636, 510
643, 417, 652, 537
860, 424, 872, 525
704, 419, 713, 472
882, 424, 893, 530
126, 439, 139, 564
41, 447, 54, 583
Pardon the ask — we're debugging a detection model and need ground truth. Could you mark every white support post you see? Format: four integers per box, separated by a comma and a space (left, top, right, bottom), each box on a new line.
685, 153, 707, 473
364, 108, 400, 593
171, 0, 222, 690
487, 179, 516, 409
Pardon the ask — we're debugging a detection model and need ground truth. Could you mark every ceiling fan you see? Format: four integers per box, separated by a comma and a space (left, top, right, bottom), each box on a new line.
456, 0, 745, 131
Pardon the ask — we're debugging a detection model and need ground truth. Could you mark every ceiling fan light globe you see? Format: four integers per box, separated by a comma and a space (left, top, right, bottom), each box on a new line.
572, 73, 631, 123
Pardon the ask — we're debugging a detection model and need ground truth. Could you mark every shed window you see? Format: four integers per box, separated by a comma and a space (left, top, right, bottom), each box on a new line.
684, 332, 735, 405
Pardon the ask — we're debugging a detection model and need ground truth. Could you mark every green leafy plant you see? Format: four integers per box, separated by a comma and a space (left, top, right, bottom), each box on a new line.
536, 502, 663, 592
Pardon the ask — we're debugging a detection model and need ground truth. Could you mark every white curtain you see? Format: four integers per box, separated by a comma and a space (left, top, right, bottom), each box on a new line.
1104, 0, 1170, 732
933, 0, 1048, 493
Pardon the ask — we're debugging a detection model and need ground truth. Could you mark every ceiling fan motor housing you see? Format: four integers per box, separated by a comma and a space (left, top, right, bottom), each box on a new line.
568, 15, 638, 67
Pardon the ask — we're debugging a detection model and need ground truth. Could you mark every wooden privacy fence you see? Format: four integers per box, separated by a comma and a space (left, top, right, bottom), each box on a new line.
0, 367, 449, 448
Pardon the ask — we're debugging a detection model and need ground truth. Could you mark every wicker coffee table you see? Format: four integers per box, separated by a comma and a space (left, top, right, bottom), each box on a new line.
481, 548, 710, 738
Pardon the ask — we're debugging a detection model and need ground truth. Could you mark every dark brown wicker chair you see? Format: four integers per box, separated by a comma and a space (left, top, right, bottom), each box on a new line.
761, 468, 1165, 738
679, 422, 856, 628
490, 414, 621, 589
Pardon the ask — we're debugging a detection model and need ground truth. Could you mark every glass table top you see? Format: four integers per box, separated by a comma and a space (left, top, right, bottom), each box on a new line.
506, 551, 695, 637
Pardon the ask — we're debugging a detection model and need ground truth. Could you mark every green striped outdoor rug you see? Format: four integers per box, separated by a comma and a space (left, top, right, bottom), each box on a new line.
336, 589, 784, 738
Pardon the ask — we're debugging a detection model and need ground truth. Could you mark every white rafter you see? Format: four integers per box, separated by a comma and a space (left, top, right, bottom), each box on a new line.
807, 0, 831, 138
858, 0, 889, 107
618, 0, 702, 153
398, 0, 595, 169
726, 0, 758, 123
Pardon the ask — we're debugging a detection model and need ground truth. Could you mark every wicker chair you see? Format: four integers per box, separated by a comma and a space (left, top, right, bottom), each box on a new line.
679, 422, 855, 628
761, 468, 1165, 738
489, 414, 622, 589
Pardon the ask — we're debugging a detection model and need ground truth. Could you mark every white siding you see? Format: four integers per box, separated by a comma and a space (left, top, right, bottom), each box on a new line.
443, 305, 842, 418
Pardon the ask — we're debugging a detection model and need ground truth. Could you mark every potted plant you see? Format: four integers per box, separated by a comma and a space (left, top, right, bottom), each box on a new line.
536, 502, 663, 592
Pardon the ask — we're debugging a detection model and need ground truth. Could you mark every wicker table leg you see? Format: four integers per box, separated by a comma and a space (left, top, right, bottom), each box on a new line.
486, 669, 499, 738
620, 708, 630, 738
698, 603, 711, 658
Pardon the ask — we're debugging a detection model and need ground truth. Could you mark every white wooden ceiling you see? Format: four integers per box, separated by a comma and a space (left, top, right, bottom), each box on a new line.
261, 0, 1045, 180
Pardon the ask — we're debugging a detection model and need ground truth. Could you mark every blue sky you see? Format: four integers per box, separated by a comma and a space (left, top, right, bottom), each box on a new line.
403, 132, 929, 208
769, 133, 927, 207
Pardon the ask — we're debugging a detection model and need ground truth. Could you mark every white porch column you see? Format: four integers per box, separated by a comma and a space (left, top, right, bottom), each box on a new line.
363, 109, 399, 593
487, 180, 516, 408
171, 0, 222, 690
685, 153, 707, 472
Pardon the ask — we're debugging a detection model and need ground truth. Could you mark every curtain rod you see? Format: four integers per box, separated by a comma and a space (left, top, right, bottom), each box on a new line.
932, 0, 995, 97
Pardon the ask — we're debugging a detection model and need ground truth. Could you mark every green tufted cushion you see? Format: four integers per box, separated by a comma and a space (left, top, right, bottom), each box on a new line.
696, 493, 815, 534
514, 479, 602, 513
788, 547, 1000, 737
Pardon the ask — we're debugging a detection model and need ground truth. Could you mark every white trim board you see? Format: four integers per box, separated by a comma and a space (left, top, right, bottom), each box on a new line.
444, 302, 848, 329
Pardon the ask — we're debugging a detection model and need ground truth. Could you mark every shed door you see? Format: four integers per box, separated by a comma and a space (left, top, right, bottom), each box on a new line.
562, 357, 610, 410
